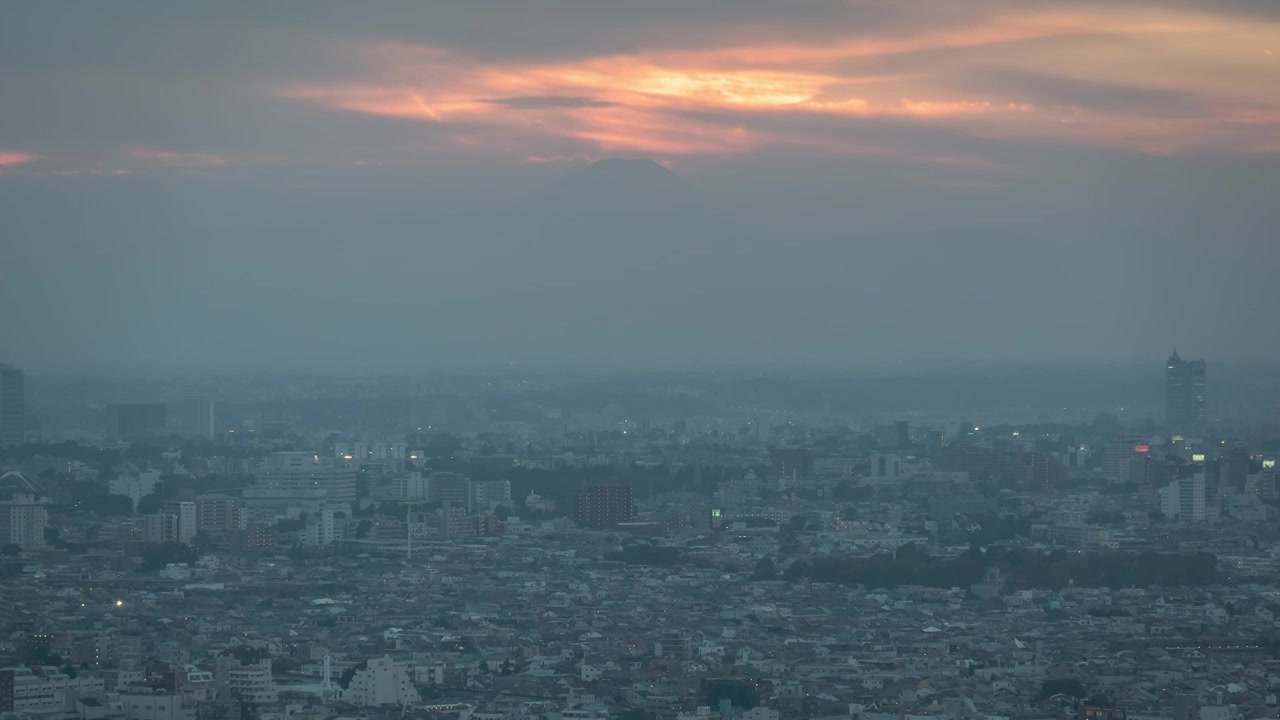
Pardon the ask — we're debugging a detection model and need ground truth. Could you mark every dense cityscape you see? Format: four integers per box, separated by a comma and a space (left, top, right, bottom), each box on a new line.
3, 354, 1280, 720
5, 2, 1280, 720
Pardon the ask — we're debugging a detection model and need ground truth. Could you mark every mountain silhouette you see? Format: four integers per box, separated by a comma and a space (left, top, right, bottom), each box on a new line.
553, 158, 695, 214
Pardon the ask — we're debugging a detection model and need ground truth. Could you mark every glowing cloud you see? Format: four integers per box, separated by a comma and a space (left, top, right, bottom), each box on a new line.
0, 151, 40, 168
129, 148, 227, 168
275, 4, 1280, 163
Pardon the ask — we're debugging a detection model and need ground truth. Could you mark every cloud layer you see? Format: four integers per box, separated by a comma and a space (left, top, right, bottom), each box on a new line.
1, 1, 1277, 174
273, 3, 1280, 165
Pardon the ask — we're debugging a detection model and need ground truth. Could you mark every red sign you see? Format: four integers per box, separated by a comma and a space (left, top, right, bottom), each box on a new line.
1134, 444, 1150, 453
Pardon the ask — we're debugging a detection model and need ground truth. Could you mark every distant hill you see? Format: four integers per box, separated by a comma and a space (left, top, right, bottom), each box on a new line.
552, 158, 695, 214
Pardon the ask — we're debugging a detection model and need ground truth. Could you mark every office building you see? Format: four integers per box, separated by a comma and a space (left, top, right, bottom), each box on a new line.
180, 396, 216, 440
427, 472, 470, 509
1027, 452, 1067, 489
468, 478, 512, 512
1159, 473, 1218, 523
573, 483, 636, 530
196, 495, 245, 533
1218, 447, 1251, 492
142, 513, 180, 544
254, 452, 357, 509
0, 494, 47, 549
868, 453, 902, 479
241, 485, 328, 515
1102, 442, 1149, 485
1166, 350, 1207, 437
165, 500, 197, 543
394, 472, 430, 500
440, 504, 473, 540
894, 421, 910, 448
0, 364, 24, 446
1049, 523, 1114, 550
110, 403, 167, 438
304, 508, 340, 546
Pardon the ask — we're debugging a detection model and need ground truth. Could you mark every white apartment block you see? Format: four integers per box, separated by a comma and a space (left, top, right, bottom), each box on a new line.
6, 667, 105, 713
117, 691, 196, 720
0, 493, 48, 549
1160, 474, 1218, 522
225, 658, 277, 706
468, 479, 512, 512
304, 508, 340, 546
341, 655, 419, 707
255, 452, 356, 509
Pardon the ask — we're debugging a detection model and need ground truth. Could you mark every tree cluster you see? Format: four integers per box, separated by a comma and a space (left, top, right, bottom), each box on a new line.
139, 542, 197, 571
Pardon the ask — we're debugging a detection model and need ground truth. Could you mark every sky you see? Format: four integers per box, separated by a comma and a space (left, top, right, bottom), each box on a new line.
1, 1, 1278, 374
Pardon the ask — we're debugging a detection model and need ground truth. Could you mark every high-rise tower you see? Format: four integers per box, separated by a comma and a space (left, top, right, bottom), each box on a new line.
0, 364, 24, 446
1165, 350, 1207, 437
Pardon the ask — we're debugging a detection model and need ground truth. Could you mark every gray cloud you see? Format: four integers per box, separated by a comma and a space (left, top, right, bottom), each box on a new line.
964, 69, 1206, 115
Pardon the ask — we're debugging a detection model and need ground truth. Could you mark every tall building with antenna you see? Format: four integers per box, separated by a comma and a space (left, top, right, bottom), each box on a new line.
1165, 350, 1207, 437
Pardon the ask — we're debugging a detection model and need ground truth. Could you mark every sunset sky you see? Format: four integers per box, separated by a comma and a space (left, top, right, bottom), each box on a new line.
2, 1, 1278, 373
3, 1, 1278, 173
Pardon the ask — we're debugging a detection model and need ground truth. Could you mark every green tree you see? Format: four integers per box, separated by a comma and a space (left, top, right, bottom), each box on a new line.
139, 542, 196, 571
276, 514, 307, 532
1, 544, 20, 556
136, 493, 164, 515
191, 533, 214, 554
751, 557, 778, 581
832, 479, 873, 501
425, 434, 462, 459
221, 645, 268, 666
703, 678, 759, 710
87, 494, 134, 517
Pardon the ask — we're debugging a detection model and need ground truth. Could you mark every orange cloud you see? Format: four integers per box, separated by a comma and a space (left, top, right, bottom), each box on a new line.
0, 151, 40, 167
129, 148, 227, 168
276, 4, 1280, 163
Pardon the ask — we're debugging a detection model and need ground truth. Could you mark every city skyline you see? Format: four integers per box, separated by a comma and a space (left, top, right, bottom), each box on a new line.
2, 5, 1280, 718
